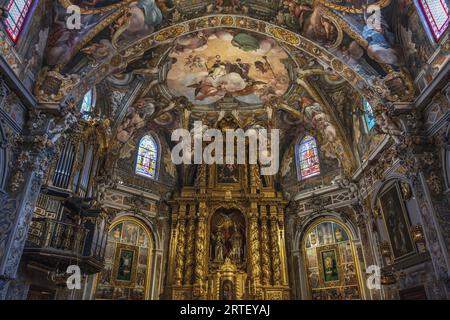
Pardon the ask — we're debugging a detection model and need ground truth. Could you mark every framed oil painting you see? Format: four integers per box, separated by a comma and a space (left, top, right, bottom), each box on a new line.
321, 250, 339, 282
317, 245, 341, 286
379, 183, 415, 260
112, 244, 138, 287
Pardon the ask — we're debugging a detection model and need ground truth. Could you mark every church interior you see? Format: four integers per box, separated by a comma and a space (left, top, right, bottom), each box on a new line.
0, 0, 449, 301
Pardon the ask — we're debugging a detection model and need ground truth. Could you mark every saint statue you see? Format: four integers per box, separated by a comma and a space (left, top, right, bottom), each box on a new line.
214, 228, 225, 263
230, 229, 243, 262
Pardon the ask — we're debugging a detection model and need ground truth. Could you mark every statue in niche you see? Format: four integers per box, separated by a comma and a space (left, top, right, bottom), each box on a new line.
230, 229, 243, 262
210, 209, 246, 267
214, 226, 225, 263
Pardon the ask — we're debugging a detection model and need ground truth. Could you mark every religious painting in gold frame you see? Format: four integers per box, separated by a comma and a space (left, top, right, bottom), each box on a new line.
316, 245, 341, 287
303, 218, 362, 300
94, 218, 152, 300
112, 243, 138, 287
378, 182, 415, 260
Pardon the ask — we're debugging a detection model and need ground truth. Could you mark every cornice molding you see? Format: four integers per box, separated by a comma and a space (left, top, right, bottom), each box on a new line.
415, 61, 450, 110
0, 55, 36, 110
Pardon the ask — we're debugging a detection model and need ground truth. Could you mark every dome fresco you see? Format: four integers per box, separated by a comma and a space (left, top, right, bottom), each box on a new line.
166, 29, 291, 105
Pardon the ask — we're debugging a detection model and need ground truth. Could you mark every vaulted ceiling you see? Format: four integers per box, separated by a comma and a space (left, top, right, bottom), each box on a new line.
35, 0, 418, 182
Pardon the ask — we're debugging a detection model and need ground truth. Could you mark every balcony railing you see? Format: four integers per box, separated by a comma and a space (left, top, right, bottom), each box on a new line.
27, 218, 88, 255
24, 217, 106, 274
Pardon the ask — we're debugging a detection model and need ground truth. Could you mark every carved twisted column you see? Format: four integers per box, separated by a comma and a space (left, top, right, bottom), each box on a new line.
249, 203, 261, 284
270, 205, 281, 286
260, 206, 271, 285
173, 204, 187, 285
249, 164, 261, 193
183, 204, 196, 285
277, 206, 289, 286
194, 202, 207, 297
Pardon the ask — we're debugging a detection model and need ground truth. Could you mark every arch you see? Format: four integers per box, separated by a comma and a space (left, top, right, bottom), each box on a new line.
370, 174, 414, 210
293, 212, 360, 251
295, 134, 320, 181
112, 212, 162, 250
135, 133, 160, 180
64, 15, 413, 107
300, 216, 363, 300
94, 216, 155, 300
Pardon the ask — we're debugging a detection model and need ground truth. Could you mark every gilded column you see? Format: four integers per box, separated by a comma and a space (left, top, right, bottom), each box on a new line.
174, 204, 187, 285
249, 164, 261, 193
194, 202, 207, 296
260, 206, 271, 286
277, 206, 289, 286
167, 207, 178, 285
249, 203, 261, 283
184, 204, 196, 285
270, 205, 281, 286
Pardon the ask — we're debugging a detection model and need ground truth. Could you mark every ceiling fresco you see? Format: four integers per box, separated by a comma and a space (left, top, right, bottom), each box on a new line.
32, 0, 447, 180
166, 29, 291, 105
37, 0, 418, 104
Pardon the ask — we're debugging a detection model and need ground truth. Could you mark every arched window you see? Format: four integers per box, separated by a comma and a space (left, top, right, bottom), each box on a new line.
95, 218, 152, 300
363, 99, 376, 131
80, 90, 94, 119
303, 219, 362, 300
3, 0, 34, 42
297, 135, 320, 180
135, 135, 158, 179
417, 0, 449, 41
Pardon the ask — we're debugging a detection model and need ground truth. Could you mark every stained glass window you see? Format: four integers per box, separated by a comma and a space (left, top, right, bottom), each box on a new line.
298, 135, 320, 180
363, 99, 376, 131
418, 0, 449, 41
3, 0, 34, 42
136, 135, 158, 179
80, 90, 94, 119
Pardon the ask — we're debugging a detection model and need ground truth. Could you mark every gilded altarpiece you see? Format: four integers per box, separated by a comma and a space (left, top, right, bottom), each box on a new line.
165, 162, 290, 300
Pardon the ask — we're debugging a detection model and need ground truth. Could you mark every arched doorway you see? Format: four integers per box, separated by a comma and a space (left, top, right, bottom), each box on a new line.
302, 218, 362, 300
94, 217, 152, 300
